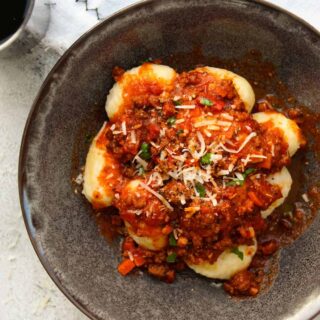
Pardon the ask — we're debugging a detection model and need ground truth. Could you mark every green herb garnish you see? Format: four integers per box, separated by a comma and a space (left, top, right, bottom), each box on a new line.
142, 57, 153, 63
226, 180, 242, 187
85, 133, 93, 143
231, 247, 244, 260
166, 252, 177, 263
176, 129, 184, 135
140, 142, 151, 160
173, 100, 181, 106
169, 233, 177, 246
226, 168, 256, 187
200, 98, 213, 106
243, 168, 256, 177
200, 153, 212, 165
167, 116, 176, 126
195, 183, 206, 198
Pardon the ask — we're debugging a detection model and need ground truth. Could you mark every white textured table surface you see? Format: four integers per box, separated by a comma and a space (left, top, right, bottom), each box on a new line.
0, 1, 319, 319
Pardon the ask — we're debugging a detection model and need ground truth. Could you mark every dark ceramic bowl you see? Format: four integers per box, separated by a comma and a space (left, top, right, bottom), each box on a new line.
19, 1, 320, 319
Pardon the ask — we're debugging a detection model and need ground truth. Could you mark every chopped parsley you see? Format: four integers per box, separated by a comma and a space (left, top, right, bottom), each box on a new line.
200, 153, 212, 165
173, 100, 181, 106
169, 233, 177, 246
200, 97, 213, 106
167, 116, 176, 126
85, 133, 93, 143
226, 180, 242, 187
226, 168, 256, 187
195, 183, 206, 198
140, 142, 151, 160
166, 252, 177, 263
142, 57, 153, 63
243, 168, 256, 177
231, 247, 244, 260
176, 129, 184, 135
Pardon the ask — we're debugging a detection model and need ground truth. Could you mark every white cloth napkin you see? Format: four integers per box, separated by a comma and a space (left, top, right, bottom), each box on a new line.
27, 0, 320, 54
28, 0, 139, 53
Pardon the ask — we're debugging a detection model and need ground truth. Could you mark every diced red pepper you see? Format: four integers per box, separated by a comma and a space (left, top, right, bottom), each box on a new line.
248, 191, 264, 207
118, 258, 136, 276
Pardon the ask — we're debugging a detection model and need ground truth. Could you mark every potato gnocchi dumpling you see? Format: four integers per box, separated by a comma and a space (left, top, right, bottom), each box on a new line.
83, 124, 119, 208
261, 167, 292, 219
186, 240, 257, 280
106, 63, 177, 120
118, 180, 169, 251
125, 222, 168, 251
253, 111, 305, 157
195, 66, 255, 113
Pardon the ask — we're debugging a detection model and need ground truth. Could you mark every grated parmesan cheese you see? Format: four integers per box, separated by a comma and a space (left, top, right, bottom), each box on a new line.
139, 182, 174, 211
160, 128, 166, 137
204, 129, 212, 137
219, 132, 257, 154
302, 193, 309, 202
180, 194, 186, 205
217, 170, 230, 176
121, 121, 127, 135
150, 141, 160, 149
175, 105, 196, 109
130, 130, 136, 144
194, 131, 206, 159
221, 113, 234, 121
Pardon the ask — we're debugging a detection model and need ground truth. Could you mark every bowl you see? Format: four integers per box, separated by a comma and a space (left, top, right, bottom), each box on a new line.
19, 1, 320, 319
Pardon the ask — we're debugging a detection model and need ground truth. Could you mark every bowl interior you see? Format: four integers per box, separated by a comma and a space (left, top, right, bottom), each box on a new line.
20, 1, 320, 319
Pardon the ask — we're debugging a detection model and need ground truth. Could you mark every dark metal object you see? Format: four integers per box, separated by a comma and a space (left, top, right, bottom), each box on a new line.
0, 0, 35, 51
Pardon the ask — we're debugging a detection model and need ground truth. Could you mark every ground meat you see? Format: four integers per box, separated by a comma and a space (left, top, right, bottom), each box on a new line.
147, 264, 175, 283
224, 270, 259, 296
160, 181, 192, 204
259, 239, 279, 256
112, 66, 125, 81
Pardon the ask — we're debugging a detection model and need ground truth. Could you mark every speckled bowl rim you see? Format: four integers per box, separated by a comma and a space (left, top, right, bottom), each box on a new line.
18, 1, 320, 319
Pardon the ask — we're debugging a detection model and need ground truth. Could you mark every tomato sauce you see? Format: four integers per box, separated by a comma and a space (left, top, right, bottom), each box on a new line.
74, 51, 320, 297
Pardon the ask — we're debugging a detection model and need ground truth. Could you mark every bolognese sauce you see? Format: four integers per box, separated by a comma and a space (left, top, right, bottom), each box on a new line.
81, 62, 309, 297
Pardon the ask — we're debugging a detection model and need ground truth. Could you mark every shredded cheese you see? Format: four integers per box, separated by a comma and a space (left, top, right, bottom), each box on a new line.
302, 193, 309, 202
207, 125, 220, 131
147, 172, 164, 187
217, 170, 230, 176
271, 144, 275, 157
160, 128, 166, 137
130, 130, 136, 144
194, 131, 206, 159
121, 121, 127, 135
150, 141, 160, 149
250, 154, 267, 159
195, 120, 219, 128
180, 194, 186, 205
221, 113, 234, 121
139, 182, 174, 211
219, 132, 257, 154
175, 105, 196, 109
